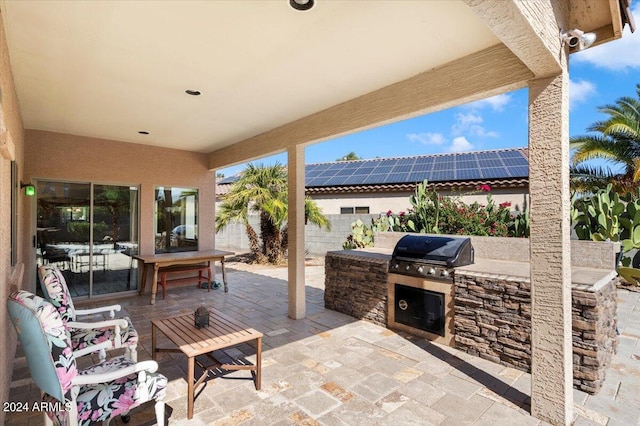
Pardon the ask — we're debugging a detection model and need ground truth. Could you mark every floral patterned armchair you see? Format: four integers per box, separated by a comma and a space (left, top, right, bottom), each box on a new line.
37, 265, 138, 362
7, 290, 166, 426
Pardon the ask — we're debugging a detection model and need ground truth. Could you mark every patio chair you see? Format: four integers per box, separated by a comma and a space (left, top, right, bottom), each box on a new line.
7, 290, 166, 426
37, 264, 139, 362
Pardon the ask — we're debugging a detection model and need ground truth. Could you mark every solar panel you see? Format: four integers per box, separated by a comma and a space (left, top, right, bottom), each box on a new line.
396, 158, 417, 169
386, 173, 409, 183
498, 151, 524, 159
408, 171, 427, 182
354, 166, 376, 174
503, 157, 528, 167
508, 166, 529, 177
341, 175, 365, 185
478, 158, 503, 168
481, 167, 509, 179
373, 165, 394, 174
431, 170, 455, 181
456, 169, 482, 180
335, 168, 354, 176
412, 163, 432, 173
457, 160, 477, 169
363, 174, 387, 184
291, 150, 529, 187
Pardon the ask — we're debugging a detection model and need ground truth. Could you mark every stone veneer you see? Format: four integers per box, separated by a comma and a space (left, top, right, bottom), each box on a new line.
324, 250, 389, 326
454, 271, 618, 393
324, 246, 619, 394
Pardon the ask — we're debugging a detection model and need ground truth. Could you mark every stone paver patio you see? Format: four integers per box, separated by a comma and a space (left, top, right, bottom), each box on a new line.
7, 259, 640, 425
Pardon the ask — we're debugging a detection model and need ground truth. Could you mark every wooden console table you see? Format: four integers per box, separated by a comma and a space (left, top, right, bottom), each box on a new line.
133, 249, 234, 304
151, 307, 262, 419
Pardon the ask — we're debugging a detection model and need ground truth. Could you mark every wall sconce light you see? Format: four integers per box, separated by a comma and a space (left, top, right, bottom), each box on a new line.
20, 181, 35, 196
562, 29, 596, 51
289, 0, 314, 11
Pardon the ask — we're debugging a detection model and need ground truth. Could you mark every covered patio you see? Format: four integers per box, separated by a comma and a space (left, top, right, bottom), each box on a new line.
0, 1, 635, 425
7, 261, 640, 425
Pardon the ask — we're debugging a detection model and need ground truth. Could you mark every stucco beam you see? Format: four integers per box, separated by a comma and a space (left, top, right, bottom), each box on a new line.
208, 43, 532, 170
463, 0, 563, 78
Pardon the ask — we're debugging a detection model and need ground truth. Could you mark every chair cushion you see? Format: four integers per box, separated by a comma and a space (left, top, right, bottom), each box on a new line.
38, 265, 76, 322
8, 291, 76, 403
43, 356, 167, 425
70, 317, 139, 353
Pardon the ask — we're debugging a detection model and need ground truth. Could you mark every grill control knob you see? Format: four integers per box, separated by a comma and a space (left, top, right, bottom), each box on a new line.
441, 270, 450, 277
394, 263, 399, 269
405, 265, 411, 271
417, 266, 424, 274
428, 267, 436, 275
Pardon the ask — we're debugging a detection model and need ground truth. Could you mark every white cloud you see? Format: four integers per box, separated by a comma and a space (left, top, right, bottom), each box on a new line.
569, 78, 596, 108
464, 93, 512, 111
406, 132, 446, 145
449, 136, 473, 152
451, 112, 498, 138
572, 5, 640, 71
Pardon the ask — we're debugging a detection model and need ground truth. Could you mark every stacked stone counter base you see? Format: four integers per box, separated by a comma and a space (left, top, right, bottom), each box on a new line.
325, 243, 619, 395
454, 272, 618, 394
324, 250, 389, 326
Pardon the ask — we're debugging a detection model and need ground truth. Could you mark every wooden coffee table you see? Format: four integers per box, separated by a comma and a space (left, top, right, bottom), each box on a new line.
151, 307, 263, 419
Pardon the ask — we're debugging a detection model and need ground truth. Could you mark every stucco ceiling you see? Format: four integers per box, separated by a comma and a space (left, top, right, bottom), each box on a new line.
1, 1, 500, 153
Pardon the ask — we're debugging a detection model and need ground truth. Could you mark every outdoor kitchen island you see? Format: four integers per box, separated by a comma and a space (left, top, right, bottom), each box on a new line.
325, 233, 619, 394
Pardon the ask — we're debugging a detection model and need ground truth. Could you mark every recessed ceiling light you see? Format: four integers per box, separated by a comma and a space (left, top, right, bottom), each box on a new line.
289, 0, 314, 11
138, 131, 149, 135
185, 89, 202, 96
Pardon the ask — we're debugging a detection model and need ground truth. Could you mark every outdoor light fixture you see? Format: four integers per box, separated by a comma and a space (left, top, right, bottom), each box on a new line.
562, 29, 597, 51
289, 0, 314, 11
20, 181, 35, 196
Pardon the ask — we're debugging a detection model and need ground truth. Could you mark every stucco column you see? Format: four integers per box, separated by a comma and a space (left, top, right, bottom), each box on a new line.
528, 69, 573, 424
287, 145, 305, 319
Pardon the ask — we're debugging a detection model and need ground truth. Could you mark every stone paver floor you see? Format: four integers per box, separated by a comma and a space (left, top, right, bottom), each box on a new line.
7, 260, 640, 425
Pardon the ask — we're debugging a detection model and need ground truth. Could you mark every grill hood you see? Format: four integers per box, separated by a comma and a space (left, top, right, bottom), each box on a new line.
391, 235, 474, 267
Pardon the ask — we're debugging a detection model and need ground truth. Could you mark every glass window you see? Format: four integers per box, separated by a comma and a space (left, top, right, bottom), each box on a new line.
155, 186, 198, 253
340, 207, 355, 214
37, 181, 140, 298
355, 206, 370, 214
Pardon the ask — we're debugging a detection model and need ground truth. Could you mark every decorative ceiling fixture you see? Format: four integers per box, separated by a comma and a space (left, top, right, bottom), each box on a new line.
185, 89, 202, 96
561, 29, 596, 51
289, 0, 314, 11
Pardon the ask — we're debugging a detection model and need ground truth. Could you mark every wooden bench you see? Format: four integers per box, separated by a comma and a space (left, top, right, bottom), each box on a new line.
157, 263, 212, 299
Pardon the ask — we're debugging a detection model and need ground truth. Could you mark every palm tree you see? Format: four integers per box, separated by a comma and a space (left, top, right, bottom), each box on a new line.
570, 83, 640, 194
216, 163, 331, 264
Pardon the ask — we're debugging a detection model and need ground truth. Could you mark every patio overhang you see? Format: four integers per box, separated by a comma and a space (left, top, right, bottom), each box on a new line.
0, 1, 631, 426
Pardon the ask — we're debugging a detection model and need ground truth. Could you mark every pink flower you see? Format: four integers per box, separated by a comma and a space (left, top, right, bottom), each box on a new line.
386, 210, 392, 216
399, 211, 405, 216
499, 202, 512, 209
477, 184, 491, 192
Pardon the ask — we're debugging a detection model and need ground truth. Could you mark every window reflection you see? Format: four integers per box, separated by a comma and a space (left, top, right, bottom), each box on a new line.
155, 187, 198, 253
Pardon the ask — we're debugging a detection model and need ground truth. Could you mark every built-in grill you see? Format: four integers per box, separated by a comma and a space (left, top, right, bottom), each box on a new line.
388, 234, 474, 279
387, 235, 474, 346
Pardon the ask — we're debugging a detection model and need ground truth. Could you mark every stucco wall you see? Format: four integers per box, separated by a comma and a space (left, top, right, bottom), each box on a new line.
310, 187, 529, 215
23, 130, 216, 294
0, 7, 26, 423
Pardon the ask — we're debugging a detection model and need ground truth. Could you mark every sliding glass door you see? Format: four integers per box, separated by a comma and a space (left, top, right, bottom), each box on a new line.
36, 181, 139, 298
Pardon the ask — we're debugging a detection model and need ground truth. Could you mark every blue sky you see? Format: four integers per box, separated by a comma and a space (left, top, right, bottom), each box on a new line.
219, 6, 640, 178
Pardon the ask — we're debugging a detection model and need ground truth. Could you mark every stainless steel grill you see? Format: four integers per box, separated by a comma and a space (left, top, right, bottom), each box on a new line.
388, 234, 474, 280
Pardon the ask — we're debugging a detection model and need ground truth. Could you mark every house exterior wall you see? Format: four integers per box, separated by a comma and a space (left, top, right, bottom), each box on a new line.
309, 187, 529, 215
23, 130, 216, 294
0, 8, 26, 423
